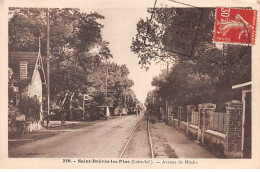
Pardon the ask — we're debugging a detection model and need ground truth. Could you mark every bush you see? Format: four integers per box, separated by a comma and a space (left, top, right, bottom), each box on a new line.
8, 104, 19, 132
19, 96, 41, 121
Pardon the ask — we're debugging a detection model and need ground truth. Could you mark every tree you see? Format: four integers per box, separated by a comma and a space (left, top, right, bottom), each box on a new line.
134, 8, 251, 108
9, 8, 135, 120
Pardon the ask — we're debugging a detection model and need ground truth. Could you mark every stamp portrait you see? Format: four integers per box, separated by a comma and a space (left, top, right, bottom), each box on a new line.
213, 7, 257, 45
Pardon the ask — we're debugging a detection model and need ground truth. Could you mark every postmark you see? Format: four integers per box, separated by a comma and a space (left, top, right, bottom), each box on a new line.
213, 7, 257, 45
142, 0, 204, 58
162, 7, 203, 57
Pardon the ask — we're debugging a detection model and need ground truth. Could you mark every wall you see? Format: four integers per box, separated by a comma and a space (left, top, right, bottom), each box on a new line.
179, 121, 187, 133
187, 124, 198, 140
167, 102, 244, 158
204, 130, 225, 157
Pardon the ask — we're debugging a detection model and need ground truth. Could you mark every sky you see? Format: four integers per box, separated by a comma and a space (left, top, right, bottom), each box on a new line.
95, 8, 162, 103
77, 0, 210, 104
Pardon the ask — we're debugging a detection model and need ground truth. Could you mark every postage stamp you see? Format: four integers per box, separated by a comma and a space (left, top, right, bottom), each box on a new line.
213, 7, 257, 45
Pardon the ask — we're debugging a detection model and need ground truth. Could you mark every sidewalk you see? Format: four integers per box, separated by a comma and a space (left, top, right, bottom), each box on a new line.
149, 117, 216, 158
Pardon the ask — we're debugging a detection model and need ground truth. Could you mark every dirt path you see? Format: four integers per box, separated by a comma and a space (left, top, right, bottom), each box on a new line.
150, 118, 216, 158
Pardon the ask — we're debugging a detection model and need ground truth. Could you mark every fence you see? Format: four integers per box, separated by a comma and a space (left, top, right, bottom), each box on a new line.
180, 107, 187, 122
208, 111, 226, 133
168, 104, 226, 133
166, 101, 244, 158
191, 111, 199, 125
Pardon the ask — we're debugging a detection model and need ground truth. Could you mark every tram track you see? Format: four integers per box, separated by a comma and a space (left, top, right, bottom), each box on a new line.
147, 115, 154, 158
119, 114, 154, 158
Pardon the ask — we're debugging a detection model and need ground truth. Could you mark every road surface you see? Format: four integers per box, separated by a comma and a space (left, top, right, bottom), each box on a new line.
9, 113, 217, 158
9, 115, 143, 158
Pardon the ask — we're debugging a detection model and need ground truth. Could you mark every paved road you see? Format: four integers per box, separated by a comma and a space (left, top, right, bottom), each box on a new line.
9, 115, 143, 158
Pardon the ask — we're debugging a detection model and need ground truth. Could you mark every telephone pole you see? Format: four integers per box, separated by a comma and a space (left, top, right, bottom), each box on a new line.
124, 86, 127, 107
46, 8, 50, 129
166, 61, 169, 124
105, 61, 109, 99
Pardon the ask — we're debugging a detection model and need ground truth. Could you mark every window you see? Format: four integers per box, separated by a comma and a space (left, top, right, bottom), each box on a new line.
20, 61, 28, 79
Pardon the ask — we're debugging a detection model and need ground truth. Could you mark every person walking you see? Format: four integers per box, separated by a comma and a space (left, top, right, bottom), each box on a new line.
136, 108, 140, 116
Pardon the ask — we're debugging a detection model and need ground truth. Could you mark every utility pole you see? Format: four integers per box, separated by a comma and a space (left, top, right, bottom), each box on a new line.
105, 61, 108, 99
46, 8, 50, 129
120, 84, 123, 116
152, 92, 155, 106
124, 86, 127, 107
127, 92, 130, 107
166, 61, 169, 125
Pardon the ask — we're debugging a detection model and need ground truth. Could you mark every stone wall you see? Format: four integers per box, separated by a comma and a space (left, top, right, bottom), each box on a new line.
179, 121, 187, 133
204, 130, 225, 157
187, 124, 198, 140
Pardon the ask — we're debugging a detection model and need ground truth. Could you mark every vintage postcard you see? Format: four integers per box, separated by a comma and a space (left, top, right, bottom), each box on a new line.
0, 0, 260, 169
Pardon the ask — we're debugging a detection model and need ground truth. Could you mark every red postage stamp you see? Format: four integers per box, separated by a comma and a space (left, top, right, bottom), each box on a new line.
213, 7, 257, 45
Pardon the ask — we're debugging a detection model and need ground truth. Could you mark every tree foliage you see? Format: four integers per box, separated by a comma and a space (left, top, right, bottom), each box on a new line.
9, 8, 137, 120
134, 8, 251, 110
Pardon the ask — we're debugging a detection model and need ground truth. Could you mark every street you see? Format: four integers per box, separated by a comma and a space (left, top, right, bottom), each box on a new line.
9, 115, 142, 158
9, 114, 216, 158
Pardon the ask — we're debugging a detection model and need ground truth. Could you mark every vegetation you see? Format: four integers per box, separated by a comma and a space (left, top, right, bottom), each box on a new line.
8, 8, 138, 121
131, 8, 251, 110
19, 96, 41, 121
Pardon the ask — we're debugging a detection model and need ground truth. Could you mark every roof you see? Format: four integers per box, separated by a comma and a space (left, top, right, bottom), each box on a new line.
232, 81, 252, 90
9, 51, 45, 84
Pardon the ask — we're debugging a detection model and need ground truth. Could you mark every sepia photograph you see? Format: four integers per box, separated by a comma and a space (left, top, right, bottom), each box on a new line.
1, 0, 260, 169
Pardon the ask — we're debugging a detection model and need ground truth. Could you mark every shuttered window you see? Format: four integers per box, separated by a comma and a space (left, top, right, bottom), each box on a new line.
20, 61, 28, 79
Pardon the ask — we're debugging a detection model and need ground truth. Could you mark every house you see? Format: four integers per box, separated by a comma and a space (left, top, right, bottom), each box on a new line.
9, 40, 46, 130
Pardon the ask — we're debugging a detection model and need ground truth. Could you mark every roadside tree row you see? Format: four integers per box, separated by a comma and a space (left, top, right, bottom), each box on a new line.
8, 8, 137, 122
